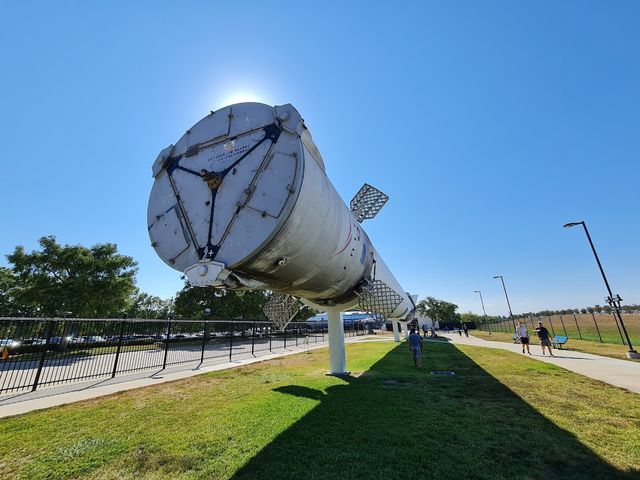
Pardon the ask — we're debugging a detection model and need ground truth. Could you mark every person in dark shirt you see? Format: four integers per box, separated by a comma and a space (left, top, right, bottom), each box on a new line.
534, 320, 554, 356
462, 323, 469, 337
408, 328, 423, 368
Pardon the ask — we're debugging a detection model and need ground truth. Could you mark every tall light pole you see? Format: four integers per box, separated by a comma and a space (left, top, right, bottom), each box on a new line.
474, 290, 491, 334
563, 221, 638, 358
493, 275, 516, 330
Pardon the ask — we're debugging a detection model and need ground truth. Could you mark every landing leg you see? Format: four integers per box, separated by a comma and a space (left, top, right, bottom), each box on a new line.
327, 311, 349, 375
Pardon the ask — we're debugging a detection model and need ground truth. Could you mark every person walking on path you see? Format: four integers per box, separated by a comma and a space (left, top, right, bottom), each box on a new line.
408, 328, 423, 368
534, 320, 554, 356
462, 323, 469, 337
422, 323, 428, 339
515, 321, 531, 355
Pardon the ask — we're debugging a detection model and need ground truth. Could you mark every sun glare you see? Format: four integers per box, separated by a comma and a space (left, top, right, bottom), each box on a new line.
216, 91, 267, 109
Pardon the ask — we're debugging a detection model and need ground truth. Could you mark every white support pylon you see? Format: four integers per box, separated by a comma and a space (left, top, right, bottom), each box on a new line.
392, 319, 400, 342
401, 321, 409, 339
327, 311, 348, 375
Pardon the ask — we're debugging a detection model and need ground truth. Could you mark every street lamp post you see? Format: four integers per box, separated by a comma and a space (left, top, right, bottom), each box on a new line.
474, 290, 491, 334
563, 221, 639, 358
493, 275, 516, 330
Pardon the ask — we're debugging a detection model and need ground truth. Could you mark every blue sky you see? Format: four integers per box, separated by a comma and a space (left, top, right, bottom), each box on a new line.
1, 1, 639, 316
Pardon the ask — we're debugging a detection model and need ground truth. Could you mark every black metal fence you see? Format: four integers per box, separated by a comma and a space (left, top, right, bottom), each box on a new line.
0, 317, 367, 395
475, 312, 640, 345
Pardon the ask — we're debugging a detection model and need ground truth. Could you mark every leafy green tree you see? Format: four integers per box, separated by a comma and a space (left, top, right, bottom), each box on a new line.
0, 267, 22, 316
173, 284, 317, 322
416, 297, 459, 323
294, 305, 317, 321
126, 289, 172, 319
6, 236, 137, 317
173, 285, 268, 319
460, 312, 482, 323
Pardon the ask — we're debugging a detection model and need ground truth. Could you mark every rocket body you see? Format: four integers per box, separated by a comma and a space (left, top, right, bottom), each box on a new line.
147, 103, 412, 320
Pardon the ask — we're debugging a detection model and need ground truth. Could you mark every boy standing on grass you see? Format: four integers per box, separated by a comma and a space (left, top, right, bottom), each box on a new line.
515, 321, 531, 355
535, 320, 554, 356
408, 328, 423, 368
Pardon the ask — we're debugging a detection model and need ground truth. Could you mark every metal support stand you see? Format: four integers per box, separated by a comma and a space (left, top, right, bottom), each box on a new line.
401, 322, 409, 339
392, 319, 400, 342
327, 311, 349, 376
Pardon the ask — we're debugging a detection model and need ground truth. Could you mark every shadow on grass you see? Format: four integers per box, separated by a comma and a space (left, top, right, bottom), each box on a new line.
232, 342, 636, 480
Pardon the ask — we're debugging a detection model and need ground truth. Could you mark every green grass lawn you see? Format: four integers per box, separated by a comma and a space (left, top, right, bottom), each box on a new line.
486, 314, 640, 346
472, 330, 640, 362
1, 341, 638, 480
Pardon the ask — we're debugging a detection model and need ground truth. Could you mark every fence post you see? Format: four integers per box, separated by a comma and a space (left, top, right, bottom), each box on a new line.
200, 320, 207, 364
283, 326, 287, 350
610, 312, 625, 345
229, 319, 234, 362
111, 320, 126, 378
591, 312, 603, 343
573, 314, 583, 340
251, 321, 255, 356
296, 326, 299, 346
269, 323, 272, 351
32, 319, 55, 392
547, 316, 556, 337
558, 315, 568, 337
162, 320, 172, 369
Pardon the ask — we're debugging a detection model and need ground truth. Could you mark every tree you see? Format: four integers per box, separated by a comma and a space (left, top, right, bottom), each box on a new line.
6, 236, 137, 317
416, 297, 458, 323
126, 289, 172, 319
460, 312, 482, 323
0, 267, 22, 316
293, 305, 317, 321
580, 308, 587, 314
593, 305, 602, 314
173, 284, 269, 319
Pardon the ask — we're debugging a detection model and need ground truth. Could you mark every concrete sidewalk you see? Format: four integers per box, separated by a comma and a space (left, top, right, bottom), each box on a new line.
0, 335, 393, 419
441, 333, 640, 394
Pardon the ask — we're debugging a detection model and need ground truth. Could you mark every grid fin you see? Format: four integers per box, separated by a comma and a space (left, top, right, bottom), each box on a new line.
349, 183, 389, 223
356, 280, 403, 324
262, 293, 300, 331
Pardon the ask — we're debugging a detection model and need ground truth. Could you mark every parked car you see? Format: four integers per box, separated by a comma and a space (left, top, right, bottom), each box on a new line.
0, 339, 20, 348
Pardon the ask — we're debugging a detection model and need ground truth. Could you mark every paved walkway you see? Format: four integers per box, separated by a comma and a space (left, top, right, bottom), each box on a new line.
441, 333, 640, 394
0, 335, 392, 418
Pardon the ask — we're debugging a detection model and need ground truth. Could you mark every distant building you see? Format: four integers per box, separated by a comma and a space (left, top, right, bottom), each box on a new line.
307, 311, 377, 326
385, 314, 435, 331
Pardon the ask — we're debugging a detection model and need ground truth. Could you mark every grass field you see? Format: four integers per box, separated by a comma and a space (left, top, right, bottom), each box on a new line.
472, 330, 640, 362
1, 341, 638, 480
484, 313, 640, 345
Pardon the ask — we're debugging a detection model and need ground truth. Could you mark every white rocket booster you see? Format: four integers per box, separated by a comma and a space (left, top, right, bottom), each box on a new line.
147, 103, 415, 368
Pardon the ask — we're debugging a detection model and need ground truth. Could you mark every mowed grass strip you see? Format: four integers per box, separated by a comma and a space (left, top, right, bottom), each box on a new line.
472, 330, 640, 362
0, 341, 638, 480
